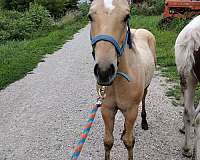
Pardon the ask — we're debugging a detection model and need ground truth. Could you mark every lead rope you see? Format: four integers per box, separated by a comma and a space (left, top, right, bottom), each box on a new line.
71, 86, 106, 160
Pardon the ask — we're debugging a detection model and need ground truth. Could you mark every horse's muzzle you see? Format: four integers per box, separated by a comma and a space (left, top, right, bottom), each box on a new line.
94, 63, 116, 86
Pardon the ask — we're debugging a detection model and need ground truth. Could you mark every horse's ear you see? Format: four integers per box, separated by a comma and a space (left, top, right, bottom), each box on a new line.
127, 20, 133, 49
127, 0, 132, 5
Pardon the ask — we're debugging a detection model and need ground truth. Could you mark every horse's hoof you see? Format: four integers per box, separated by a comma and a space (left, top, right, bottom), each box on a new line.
141, 122, 149, 130
192, 148, 196, 160
182, 147, 192, 158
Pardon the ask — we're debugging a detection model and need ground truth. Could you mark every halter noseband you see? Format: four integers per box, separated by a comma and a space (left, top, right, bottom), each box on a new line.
91, 31, 129, 57
90, 20, 133, 82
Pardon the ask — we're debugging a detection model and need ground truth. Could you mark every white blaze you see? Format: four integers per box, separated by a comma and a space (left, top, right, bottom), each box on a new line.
104, 0, 115, 10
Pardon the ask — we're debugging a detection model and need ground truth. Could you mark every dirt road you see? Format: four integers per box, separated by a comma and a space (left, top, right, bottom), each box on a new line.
0, 26, 193, 160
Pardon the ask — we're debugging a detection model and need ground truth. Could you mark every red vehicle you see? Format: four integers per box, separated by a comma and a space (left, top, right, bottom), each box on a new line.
164, 0, 200, 19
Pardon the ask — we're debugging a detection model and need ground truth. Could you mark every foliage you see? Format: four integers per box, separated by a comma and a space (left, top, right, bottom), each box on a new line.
0, 13, 88, 89
159, 18, 191, 33
0, 3, 54, 42
0, 0, 79, 18
131, 0, 165, 16
78, 2, 90, 17
0, 0, 34, 11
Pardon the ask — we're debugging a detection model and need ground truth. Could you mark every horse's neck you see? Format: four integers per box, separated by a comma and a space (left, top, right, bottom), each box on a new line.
118, 47, 139, 72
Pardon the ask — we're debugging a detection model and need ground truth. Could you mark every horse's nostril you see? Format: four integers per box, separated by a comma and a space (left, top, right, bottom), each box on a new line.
109, 64, 115, 76
94, 64, 99, 77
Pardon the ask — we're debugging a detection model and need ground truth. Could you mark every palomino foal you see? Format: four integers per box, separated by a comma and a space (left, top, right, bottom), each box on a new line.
89, 0, 156, 159
175, 15, 200, 159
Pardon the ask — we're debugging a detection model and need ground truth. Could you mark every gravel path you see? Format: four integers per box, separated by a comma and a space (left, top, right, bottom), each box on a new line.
0, 25, 194, 160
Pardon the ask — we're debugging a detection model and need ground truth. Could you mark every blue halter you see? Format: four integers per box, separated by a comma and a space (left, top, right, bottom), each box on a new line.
91, 31, 129, 57
90, 21, 133, 82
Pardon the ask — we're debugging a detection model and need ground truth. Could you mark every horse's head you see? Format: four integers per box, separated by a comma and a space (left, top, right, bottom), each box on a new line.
89, 0, 131, 86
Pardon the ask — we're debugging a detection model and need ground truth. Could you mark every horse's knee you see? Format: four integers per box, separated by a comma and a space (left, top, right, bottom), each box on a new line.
104, 136, 114, 151
122, 134, 135, 150
180, 74, 187, 90
184, 108, 193, 124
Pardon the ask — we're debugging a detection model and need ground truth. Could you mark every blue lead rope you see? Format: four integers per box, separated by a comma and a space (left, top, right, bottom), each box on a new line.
71, 104, 99, 160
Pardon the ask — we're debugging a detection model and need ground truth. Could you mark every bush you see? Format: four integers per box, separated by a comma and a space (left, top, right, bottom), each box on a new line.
36, 0, 79, 18
78, 2, 89, 17
0, 0, 79, 18
131, 0, 165, 16
159, 18, 191, 33
25, 3, 54, 31
0, 0, 34, 11
0, 3, 54, 42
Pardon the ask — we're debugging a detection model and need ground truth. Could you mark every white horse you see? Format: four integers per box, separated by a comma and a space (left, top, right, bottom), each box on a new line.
175, 15, 200, 159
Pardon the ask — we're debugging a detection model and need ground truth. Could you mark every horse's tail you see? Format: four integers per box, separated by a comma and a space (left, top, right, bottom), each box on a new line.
147, 33, 157, 66
175, 27, 200, 74
131, 29, 157, 65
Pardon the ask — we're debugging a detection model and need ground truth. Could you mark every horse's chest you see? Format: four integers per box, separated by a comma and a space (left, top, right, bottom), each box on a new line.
113, 84, 143, 109
193, 48, 200, 82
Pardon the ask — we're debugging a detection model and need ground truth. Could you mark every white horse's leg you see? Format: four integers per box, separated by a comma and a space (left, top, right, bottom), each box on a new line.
180, 76, 187, 134
193, 106, 200, 160
182, 74, 197, 157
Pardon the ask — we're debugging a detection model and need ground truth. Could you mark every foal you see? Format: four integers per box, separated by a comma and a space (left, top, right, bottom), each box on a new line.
89, 0, 156, 159
175, 15, 200, 158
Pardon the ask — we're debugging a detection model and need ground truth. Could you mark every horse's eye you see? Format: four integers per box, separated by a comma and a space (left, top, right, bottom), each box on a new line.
88, 14, 93, 21
124, 14, 130, 22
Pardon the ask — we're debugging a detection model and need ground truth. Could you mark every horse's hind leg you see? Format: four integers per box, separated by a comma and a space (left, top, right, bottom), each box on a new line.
181, 74, 197, 157
101, 106, 117, 160
141, 88, 148, 130
193, 113, 200, 160
121, 106, 138, 160
180, 75, 186, 134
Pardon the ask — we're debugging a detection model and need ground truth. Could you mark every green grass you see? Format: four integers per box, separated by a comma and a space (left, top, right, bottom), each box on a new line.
130, 15, 200, 105
0, 16, 88, 89
130, 16, 178, 75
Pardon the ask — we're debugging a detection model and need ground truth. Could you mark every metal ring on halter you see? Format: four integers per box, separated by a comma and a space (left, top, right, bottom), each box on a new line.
98, 86, 106, 99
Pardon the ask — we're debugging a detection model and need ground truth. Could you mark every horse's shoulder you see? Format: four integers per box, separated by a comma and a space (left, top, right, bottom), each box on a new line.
131, 28, 155, 42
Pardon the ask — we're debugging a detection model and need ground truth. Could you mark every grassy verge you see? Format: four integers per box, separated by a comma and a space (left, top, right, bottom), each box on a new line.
130, 15, 178, 79
130, 15, 200, 106
0, 16, 88, 89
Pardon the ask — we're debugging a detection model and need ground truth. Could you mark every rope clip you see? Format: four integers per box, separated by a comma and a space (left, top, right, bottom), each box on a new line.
96, 86, 106, 107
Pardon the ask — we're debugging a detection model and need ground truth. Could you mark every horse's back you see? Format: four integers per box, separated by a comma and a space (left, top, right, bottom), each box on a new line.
175, 15, 200, 74
131, 29, 156, 64
131, 29, 156, 88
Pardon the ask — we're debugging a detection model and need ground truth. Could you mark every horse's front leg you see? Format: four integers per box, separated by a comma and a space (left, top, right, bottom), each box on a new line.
121, 106, 138, 160
181, 75, 197, 157
101, 106, 117, 160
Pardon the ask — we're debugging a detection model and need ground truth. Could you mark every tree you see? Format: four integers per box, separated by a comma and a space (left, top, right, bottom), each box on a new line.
35, 0, 78, 18
1, 0, 34, 11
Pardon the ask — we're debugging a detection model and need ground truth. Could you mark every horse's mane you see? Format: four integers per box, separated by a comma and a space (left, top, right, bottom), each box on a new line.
175, 15, 200, 73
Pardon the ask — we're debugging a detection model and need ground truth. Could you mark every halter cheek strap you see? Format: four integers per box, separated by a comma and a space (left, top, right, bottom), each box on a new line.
117, 71, 132, 82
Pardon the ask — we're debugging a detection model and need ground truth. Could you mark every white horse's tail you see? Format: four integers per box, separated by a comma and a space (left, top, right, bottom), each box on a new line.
175, 27, 200, 74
